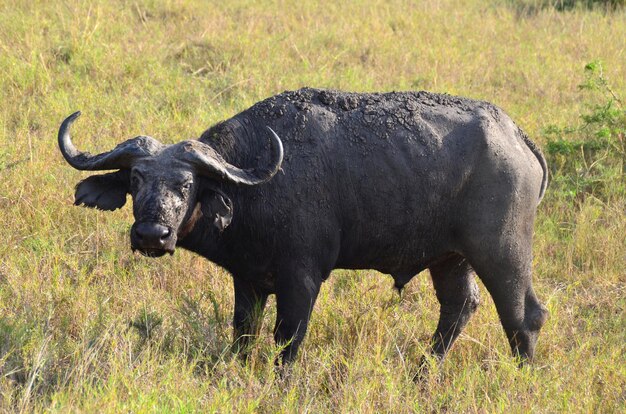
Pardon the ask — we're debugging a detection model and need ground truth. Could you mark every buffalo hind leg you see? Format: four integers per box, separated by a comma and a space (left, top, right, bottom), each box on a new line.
427, 254, 480, 361
467, 243, 548, 363
232, 278, 269, 360
273, 265, 322, 365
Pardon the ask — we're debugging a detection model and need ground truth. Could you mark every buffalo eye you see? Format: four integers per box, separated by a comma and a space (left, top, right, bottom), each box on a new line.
176, 180, 193, 196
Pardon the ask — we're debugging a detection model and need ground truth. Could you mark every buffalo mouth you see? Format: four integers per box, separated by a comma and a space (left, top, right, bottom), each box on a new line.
131, 246, 174, 258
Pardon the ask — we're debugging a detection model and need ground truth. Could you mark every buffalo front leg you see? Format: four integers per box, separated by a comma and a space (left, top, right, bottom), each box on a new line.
273, 266, 322, 365
232, 277, 268, 360
428, 254, 480, 361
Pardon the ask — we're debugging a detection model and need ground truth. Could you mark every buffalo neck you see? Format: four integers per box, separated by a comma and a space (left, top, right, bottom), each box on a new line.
198, 115, 264, 171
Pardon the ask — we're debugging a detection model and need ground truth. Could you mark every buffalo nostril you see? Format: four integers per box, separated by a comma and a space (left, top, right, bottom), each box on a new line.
159, 227, 171, 241
135, 228, 145, 240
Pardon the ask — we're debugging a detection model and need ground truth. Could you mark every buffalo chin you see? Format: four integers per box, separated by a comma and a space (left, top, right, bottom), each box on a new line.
132, 247, 174, 258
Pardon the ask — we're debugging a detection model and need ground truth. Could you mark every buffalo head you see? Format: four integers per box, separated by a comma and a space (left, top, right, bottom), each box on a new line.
58, 112, 283, 257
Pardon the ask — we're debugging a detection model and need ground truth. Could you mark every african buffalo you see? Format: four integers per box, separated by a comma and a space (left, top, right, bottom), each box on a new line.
58, 88, 548, 367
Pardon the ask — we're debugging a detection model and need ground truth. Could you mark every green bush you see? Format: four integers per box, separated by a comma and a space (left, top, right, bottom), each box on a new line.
543, 61, 625, 203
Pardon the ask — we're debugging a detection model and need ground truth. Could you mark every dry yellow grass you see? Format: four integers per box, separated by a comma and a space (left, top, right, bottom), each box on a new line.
0, 0, 624, 412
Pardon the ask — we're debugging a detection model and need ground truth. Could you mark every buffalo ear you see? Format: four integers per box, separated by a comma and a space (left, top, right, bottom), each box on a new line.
74, 170, 129, 211
200, 188, 233, 232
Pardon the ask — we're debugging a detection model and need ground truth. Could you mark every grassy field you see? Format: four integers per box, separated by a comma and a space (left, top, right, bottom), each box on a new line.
1, 0, 625, 412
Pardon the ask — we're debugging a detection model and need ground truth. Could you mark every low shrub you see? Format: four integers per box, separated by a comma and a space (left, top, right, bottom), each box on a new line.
543, 61, 625, 204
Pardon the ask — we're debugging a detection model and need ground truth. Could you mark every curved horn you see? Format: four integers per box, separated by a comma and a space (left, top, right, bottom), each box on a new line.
58, 111, 163, 171
186, 126, 284, 186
